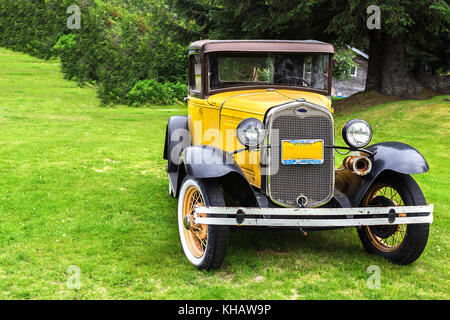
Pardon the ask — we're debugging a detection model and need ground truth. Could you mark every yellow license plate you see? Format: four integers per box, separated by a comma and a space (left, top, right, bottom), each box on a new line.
281, 140, 324, 165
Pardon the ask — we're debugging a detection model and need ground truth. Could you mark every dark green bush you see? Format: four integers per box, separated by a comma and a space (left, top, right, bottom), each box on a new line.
128, 79, 187, 106
0, 0, 189, 106
0, 0, 69, 59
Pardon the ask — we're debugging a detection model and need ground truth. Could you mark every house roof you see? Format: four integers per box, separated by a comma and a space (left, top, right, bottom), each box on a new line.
350, 47, 369, 60
189, 40, 335, 54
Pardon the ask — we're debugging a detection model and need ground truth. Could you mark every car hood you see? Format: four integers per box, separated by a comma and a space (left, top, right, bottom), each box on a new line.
206, 89, 332, 117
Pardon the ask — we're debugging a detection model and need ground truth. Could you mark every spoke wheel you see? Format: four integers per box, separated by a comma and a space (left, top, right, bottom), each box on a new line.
363, 184, 407, 252
177, 176, 228, 270
182, 185, 208, 258
357, 173, 430, 265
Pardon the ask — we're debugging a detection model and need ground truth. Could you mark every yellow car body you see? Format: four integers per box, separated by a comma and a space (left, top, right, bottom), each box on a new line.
188, 89, 333, 188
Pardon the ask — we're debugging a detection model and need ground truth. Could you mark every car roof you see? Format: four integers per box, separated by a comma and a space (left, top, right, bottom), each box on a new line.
189, 40, 334, 54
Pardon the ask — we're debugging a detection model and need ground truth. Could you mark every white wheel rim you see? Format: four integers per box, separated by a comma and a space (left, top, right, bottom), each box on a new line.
178, 178, 208, 266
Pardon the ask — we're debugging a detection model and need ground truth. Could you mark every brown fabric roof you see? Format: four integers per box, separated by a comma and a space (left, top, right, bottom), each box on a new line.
189, 40, 334, 54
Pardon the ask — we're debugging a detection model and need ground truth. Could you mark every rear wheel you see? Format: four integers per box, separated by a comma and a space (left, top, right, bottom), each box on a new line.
357, 173, 430, 265
177, 176, 228, 270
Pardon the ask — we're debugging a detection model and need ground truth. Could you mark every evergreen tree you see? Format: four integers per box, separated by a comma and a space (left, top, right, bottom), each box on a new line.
170, 0, 449, 96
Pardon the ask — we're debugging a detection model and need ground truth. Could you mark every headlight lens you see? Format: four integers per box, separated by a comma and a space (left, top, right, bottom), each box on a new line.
342, 119, 372, 148
236, 118, 266, 147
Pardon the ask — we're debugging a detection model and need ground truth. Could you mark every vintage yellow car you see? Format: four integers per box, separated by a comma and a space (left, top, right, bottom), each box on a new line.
163, 40, 433, 270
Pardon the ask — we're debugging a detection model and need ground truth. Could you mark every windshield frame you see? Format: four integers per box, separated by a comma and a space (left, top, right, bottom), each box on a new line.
206, 52, 333, 97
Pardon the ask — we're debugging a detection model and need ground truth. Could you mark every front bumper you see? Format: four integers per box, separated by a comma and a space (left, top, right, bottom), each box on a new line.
193, 205, 434, 228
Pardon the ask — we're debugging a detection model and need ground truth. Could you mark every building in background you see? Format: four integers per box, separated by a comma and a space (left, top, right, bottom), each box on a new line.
332, 48, 368, 97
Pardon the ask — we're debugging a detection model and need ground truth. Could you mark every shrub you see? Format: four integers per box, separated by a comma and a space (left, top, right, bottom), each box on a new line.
0, 0, 190, 106
0, 0, 69, 59
333, 47, 358, 81
127, 79, 187, 106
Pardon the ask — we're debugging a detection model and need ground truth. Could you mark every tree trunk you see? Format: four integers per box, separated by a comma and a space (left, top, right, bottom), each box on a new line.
380, 36, 423, 97
365, 31, 383, 91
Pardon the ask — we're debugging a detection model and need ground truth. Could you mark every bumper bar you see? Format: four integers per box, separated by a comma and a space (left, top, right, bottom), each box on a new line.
193, 205, 434, 228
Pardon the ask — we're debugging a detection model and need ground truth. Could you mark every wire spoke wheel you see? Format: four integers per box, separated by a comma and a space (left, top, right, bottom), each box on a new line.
177, 176, 228, 270
182, 185, 208, 258
363, 184, 407, 252
357, 173, 430, 265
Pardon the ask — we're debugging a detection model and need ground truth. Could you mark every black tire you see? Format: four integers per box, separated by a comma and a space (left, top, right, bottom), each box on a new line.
177, 176, 228, 270
357, 173, 430, 265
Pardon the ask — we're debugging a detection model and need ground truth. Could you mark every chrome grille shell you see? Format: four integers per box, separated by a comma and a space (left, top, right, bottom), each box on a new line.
264, 101, 335, 208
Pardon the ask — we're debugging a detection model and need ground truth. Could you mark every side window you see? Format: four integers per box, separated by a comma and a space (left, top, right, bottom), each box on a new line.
189, 54, 202, 94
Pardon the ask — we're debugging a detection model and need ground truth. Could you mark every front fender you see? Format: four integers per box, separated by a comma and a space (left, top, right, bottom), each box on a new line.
366, 142, 429, 174
336, 142, 429, 206
181, 145, 246, 179
164, 116, 191, 173
176, 146, 259, 206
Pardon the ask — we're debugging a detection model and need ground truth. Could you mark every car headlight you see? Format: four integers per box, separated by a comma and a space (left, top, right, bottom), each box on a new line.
342, 119, 372, 148
236, 118, 266, 147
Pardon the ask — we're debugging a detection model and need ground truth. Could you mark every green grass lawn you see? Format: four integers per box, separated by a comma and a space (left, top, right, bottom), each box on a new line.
0, 47, 448, 300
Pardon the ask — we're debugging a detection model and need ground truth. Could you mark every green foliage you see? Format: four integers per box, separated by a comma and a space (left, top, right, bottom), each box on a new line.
0, 0, 69, 59
53, 34, 80, 82
333, 47, 358, 81
172, 0, 450, 91
0, 0, 189, 105
1, 0, 448, 102
128, 79, 187, 106
326, 0, 449, 77
325, 0, 449, 42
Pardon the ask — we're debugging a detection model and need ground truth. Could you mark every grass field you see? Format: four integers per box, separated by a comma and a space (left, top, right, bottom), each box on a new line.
0, 47, 448, 299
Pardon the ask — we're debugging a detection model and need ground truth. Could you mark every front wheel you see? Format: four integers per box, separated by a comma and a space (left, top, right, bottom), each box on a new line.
357, 173, 430, 265
177, 176, 228, 270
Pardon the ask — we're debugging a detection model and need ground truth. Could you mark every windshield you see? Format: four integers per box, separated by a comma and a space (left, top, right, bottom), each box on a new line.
209, 53, 330, 92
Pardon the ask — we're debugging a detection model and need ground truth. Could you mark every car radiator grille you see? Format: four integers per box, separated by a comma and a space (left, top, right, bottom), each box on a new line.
266, 103, 334, 208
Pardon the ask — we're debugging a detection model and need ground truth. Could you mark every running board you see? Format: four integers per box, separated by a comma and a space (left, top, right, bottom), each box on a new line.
193, 205, 434, 227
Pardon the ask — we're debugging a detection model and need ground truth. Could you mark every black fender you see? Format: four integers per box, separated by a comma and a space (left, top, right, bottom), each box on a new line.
331, 189, 353, 208
335, 142, 429, 207
164, 116, 191, 173
182, 145, 244, 179
175, 145, 258, 206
